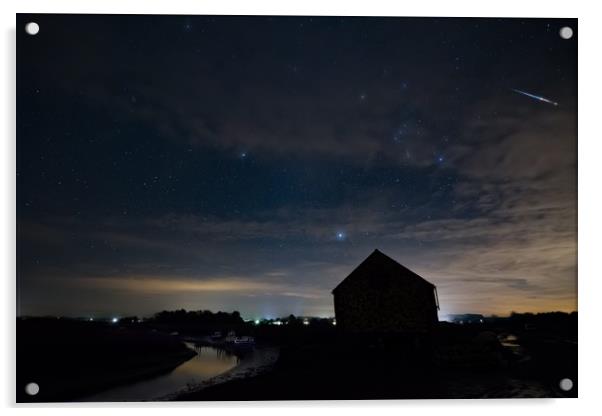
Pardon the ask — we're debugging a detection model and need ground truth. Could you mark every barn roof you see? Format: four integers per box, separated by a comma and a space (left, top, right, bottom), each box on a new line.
331, 249, 435, 294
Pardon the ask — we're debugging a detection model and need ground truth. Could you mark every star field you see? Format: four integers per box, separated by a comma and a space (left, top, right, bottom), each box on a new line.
17, 15, 577, 319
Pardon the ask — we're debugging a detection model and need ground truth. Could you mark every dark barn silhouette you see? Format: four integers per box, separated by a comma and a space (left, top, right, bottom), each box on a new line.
332, 249, 439, 333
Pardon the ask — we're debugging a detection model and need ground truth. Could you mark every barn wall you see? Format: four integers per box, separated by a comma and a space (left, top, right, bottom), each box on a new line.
334, 277, 438, 333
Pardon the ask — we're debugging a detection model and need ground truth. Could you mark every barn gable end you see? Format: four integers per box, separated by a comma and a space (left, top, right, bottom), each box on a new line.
332, 249, 439, 333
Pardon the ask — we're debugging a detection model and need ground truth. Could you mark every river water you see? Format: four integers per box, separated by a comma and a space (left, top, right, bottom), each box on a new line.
80, 342, 239, 402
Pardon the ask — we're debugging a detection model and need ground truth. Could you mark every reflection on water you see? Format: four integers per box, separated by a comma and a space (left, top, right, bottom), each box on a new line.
499, 334, 519, 348
498, 333, 529, 361
81, 343, 239, 402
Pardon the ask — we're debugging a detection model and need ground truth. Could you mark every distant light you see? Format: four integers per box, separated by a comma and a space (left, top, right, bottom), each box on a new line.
89, 318, 94, 322
254, 319, 260, 325
479, 319, 484, 323
336, 231, 346, 241
332, 320, 337, 326
303, 319, 309, 325
111, 317, 119, 323
273, 320, 282, 326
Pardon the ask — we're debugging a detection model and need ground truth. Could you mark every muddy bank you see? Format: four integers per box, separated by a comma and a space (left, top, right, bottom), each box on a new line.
165, 346, 279, 400
173, 328, 572, 400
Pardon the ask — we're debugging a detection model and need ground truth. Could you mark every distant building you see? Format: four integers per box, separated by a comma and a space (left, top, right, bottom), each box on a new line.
332, 249, 439, 333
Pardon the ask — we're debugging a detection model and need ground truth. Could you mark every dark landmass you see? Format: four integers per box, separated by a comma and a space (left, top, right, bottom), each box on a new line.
17, 317, 195, 402
175, 312, 577, 400
16, 311, 577, 402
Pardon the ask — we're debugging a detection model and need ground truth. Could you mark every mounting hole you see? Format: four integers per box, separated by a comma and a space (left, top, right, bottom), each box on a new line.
25, 382, 39, 396
559, 26, 573, 40
559, 378, 573, 391
25, 22, 40, 36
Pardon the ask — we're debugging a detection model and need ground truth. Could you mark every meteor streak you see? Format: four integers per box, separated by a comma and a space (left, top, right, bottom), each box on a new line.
512, 89, 558, 106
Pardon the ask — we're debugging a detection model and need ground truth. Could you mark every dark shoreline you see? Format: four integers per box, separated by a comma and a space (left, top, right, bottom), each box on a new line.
17, 313, 577, 401
73, 347, 197, 402
173, 345, 562, 401
173, 321, 577, 401
162, 341, 280, 401
17, 319, 198, 403
21, 346, 197, 403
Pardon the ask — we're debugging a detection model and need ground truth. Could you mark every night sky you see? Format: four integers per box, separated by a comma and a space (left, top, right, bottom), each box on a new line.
17, 15, 577, 319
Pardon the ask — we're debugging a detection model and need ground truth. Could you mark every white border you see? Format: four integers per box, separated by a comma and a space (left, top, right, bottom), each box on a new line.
2, 1, 601, 415
5, 0, 584, 17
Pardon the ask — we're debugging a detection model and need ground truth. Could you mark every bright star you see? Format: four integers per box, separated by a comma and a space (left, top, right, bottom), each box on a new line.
336, 232, 346, 241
